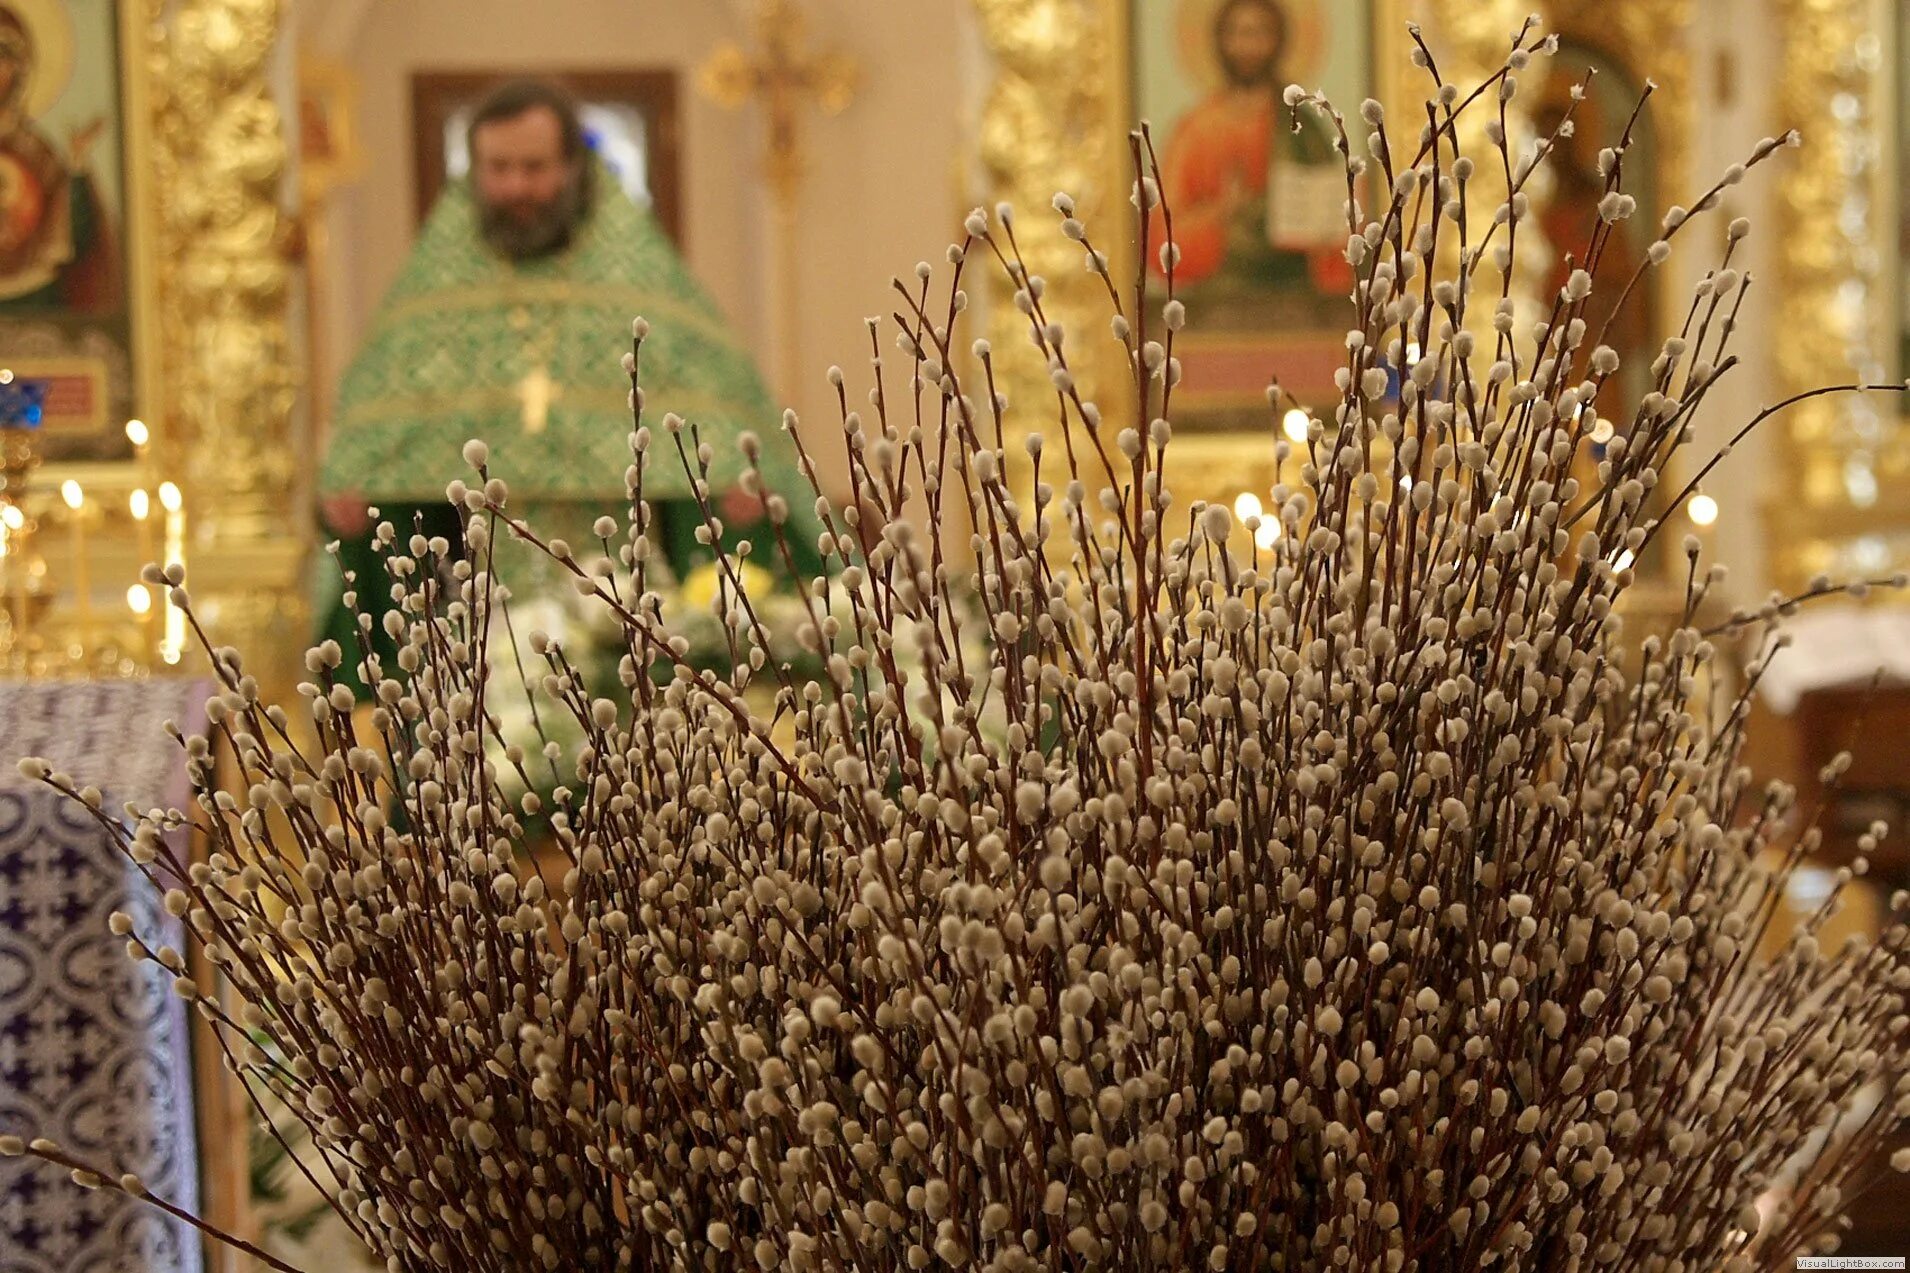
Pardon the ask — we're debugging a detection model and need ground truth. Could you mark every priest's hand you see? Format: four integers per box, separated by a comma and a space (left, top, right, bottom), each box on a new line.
320, 493, 370, 536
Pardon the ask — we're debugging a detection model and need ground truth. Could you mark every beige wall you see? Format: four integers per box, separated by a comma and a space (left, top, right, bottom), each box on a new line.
306, 0, 975, 504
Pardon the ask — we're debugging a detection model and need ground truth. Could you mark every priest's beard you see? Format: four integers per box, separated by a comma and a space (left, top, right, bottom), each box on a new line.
479, 166, 592, 261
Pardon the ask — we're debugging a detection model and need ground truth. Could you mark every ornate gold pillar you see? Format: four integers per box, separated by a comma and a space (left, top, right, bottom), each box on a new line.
150, 0, 307, 695
1770, 0, 1910, 591
972, 0, 1122, 448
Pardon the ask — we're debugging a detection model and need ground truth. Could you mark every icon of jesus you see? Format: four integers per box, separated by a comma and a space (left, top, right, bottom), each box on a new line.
1150, 0, 1350, 305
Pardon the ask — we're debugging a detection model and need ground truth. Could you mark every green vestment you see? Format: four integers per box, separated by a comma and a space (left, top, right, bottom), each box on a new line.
315, 174, 818, 682
320, 173, 803, 509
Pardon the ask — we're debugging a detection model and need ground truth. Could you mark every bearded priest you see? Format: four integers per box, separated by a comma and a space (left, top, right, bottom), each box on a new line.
315, 78, 814, 687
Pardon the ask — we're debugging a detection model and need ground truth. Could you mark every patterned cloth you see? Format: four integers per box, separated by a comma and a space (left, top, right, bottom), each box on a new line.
319, 166, 808, 508
0, 678, 211, 1273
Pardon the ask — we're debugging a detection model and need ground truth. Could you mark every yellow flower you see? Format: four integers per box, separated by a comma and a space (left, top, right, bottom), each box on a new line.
681, 560, 774, 610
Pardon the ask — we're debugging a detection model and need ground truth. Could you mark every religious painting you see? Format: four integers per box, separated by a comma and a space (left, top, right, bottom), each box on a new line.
411, 69, 682, 246
1131, 0, 1374, 431
1530, 35, 1659, 407
0, 0, 139, 461
1526, 9, 1678, 581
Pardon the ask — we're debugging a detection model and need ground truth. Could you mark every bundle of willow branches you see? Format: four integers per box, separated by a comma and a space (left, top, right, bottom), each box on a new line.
8, 18, 1910, 1271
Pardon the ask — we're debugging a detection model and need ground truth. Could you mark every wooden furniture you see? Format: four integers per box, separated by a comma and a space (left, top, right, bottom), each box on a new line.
1769, 684, 1910, 885
1743, 684, 1910, 1258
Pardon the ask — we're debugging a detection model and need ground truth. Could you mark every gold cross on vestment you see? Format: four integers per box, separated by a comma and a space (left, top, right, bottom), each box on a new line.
515, 363, 561, 435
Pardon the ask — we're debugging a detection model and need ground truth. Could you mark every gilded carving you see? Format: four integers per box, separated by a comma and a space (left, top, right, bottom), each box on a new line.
973, 0, 1120, 466
153, 0, 297, 530
1769, 0, 1910, 589
149, 0, 306, 688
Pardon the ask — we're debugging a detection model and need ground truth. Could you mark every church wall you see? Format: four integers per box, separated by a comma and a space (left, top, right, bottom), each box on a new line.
313, 0, 972, 516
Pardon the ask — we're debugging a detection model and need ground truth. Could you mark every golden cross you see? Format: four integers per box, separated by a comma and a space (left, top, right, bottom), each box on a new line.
700, 0, 858, 393
698, 0, 860, 205
515, 363, 560, 435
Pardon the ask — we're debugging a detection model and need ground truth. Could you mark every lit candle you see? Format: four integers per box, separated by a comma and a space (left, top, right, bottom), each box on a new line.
1, 503, 22, 658
0, 508, 10, 658
129, 488, 154, 569
125, 418, 149, 450
61, 480, 92, 656
130, 489, 157, 652
158, 481, 184, 664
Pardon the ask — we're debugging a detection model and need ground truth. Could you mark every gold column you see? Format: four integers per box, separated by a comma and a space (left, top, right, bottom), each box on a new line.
1770, 0, 1910, 591
150, 0, 307, 696
972, 0, 1120, 476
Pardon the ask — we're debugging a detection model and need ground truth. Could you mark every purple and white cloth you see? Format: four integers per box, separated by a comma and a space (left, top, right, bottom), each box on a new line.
1, 678, 213, 1273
